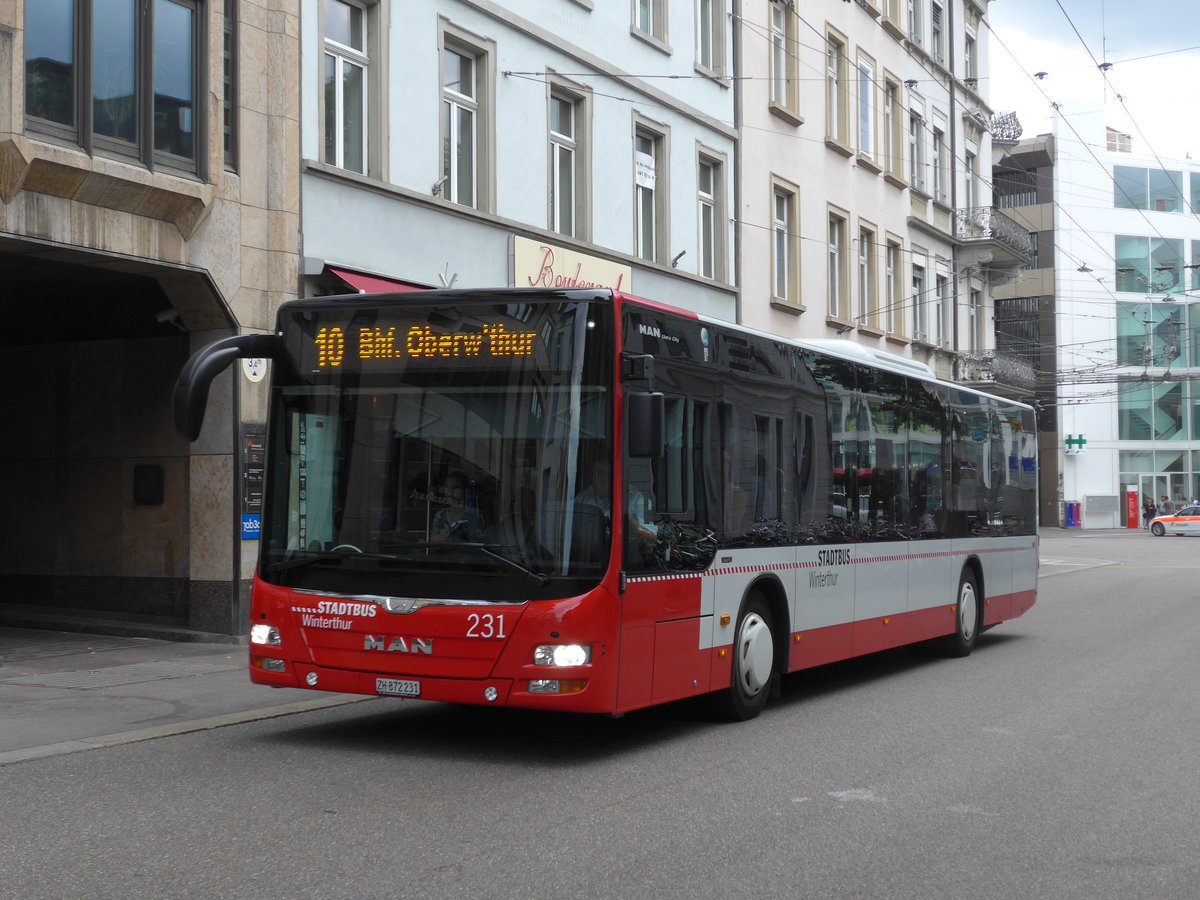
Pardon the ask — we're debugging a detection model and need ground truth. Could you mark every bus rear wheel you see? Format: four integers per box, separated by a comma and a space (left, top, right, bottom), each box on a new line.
941, 569, 980, 658
713, 594, 775, 721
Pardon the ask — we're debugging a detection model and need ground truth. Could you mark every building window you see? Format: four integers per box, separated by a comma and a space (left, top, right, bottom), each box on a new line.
1114, 165, 1184, 212
885, 237, 903, 336
964, 149, 978, 208
1189, 300, 1200, 367
930, 1, 944, 64
995, 169, 1037, 208
908, 114, 925, 192
964, 28, 977, 80
769, 2, 799, 119
995, 297, 1040, 367
550, 93, 577, 237
857, 56, 875, 160
24, 0, 204, 174
882, 0, 904, 35
935, 273, 950, 348
858, 225, 878, 327
442, 47, 476, 206
223, 0, 237, 170
968, 289, 983, 354
883, 76, 904, 181
697, 0, 725, 74
697, 154, 726, 281
634, 127, 667, 262
907, 0, 922, 44
1116, 302, 1185, 369
1116, 235, 1185, 294
1119, 383, 1186, 441
323, 0, 368, 174
913, 260, 928, 342
828, 211, 849, 321
932, 126, 948, 203
771, 177, 801, 309
826, 33, 848, 146
24, 0, 76, 129
441, 37, 489, 209
635, 0, 667, 44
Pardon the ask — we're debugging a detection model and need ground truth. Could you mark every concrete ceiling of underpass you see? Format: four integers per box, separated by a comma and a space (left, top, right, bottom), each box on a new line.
0, 241, 229, 345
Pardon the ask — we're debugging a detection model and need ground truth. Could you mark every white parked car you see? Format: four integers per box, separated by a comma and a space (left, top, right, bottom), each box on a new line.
1149, 506, 1200, 536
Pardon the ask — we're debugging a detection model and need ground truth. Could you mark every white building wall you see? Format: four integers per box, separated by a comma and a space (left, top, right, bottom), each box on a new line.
736, 0, 1001, 379
1051, 104, 1200, 523
299, 0, 737, 319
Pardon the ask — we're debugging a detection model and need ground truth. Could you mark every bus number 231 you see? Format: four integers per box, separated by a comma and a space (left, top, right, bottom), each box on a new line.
466, 614, 506, 639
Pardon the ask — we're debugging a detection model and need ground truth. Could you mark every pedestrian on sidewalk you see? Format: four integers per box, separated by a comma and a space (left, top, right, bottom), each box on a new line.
1142, 496, 1155, 529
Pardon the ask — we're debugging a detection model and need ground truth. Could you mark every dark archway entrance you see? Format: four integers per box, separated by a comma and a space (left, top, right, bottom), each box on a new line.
0, 242, 239, 636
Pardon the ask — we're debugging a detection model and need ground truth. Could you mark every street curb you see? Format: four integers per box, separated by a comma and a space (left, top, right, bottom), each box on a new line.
0, 694, 370, 767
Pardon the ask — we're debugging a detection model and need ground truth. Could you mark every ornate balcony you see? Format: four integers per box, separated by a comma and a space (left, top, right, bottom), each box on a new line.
953, 350, 1037, 399
955, 206, 1032, 270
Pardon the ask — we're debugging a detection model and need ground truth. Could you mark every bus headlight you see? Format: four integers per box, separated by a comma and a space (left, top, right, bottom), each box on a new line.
533, 644, 591, 667
250, 624, 281, 646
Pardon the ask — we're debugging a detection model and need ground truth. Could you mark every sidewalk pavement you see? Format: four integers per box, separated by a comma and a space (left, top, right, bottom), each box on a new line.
0, 626, 364, 767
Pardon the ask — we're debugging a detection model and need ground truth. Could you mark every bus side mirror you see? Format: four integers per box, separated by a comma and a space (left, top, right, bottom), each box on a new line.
627, 392, 665, 458
175, 333, 283, 441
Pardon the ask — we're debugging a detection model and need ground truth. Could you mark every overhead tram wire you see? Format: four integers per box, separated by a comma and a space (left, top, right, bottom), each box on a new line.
512, 13, 1152, 279
511, 13, 1193, 371
984, 11, 1198, 251
1050, 0, 1200, 228
981, 14, 1200, 351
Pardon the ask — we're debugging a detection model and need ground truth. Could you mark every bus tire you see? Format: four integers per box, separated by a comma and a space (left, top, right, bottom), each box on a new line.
713, 594, 775, 721
942, 569, 980, 658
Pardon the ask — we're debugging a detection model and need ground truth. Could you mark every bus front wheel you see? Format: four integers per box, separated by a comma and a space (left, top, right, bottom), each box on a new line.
942, 569, 980, 658
714, 594, 775, 721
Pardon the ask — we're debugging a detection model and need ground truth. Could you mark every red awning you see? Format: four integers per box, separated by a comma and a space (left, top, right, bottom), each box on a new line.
327, 266, 426, 294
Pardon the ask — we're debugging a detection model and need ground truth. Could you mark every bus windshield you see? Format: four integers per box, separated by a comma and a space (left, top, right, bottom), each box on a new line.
259, 296, 615, 600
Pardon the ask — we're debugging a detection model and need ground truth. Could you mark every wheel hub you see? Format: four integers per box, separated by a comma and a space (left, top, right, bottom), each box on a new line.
959, 583, 978, 641
737, 613, 773, 695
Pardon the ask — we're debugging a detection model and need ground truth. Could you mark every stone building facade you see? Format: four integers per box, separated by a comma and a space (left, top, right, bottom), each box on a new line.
0, 0, 300, 634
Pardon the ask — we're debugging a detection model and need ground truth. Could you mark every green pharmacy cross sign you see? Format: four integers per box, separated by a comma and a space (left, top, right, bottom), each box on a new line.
1065, 434, 1087, 455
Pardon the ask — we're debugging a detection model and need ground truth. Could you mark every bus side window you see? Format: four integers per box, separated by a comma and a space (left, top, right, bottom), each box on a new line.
627, 393, 719, 571
908, 379, 948, 539
720, 403, 755, 538
857, 368, 908, 541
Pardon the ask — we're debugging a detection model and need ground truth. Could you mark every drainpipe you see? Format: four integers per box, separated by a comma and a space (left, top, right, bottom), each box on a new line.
732, 0, 743, 325
949, 0, 960, 356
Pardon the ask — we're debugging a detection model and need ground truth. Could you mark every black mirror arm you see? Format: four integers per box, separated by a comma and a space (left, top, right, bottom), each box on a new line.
174, 333, 283, 441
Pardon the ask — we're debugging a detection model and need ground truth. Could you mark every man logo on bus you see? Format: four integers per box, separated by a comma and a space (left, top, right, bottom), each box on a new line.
364, 635, 434, 655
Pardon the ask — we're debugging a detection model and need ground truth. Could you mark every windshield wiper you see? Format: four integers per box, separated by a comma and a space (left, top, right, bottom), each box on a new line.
474, 545, 551, 587
265, 547, 402, 574
267, 543, 550, 586
404, 541, 550, 586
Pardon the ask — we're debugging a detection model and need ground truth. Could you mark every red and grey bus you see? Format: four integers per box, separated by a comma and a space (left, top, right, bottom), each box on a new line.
176, 287, 1037, 720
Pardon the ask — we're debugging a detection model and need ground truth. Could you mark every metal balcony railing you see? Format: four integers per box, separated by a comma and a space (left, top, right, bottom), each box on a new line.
953, 350, 1037, 394
955, 206, 1033, 259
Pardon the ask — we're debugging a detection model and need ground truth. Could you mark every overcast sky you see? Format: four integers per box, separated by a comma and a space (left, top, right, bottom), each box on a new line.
986, 0, 1200, 159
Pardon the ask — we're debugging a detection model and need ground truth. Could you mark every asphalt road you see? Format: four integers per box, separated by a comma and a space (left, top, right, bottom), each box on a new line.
2, 529, 1198, 899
